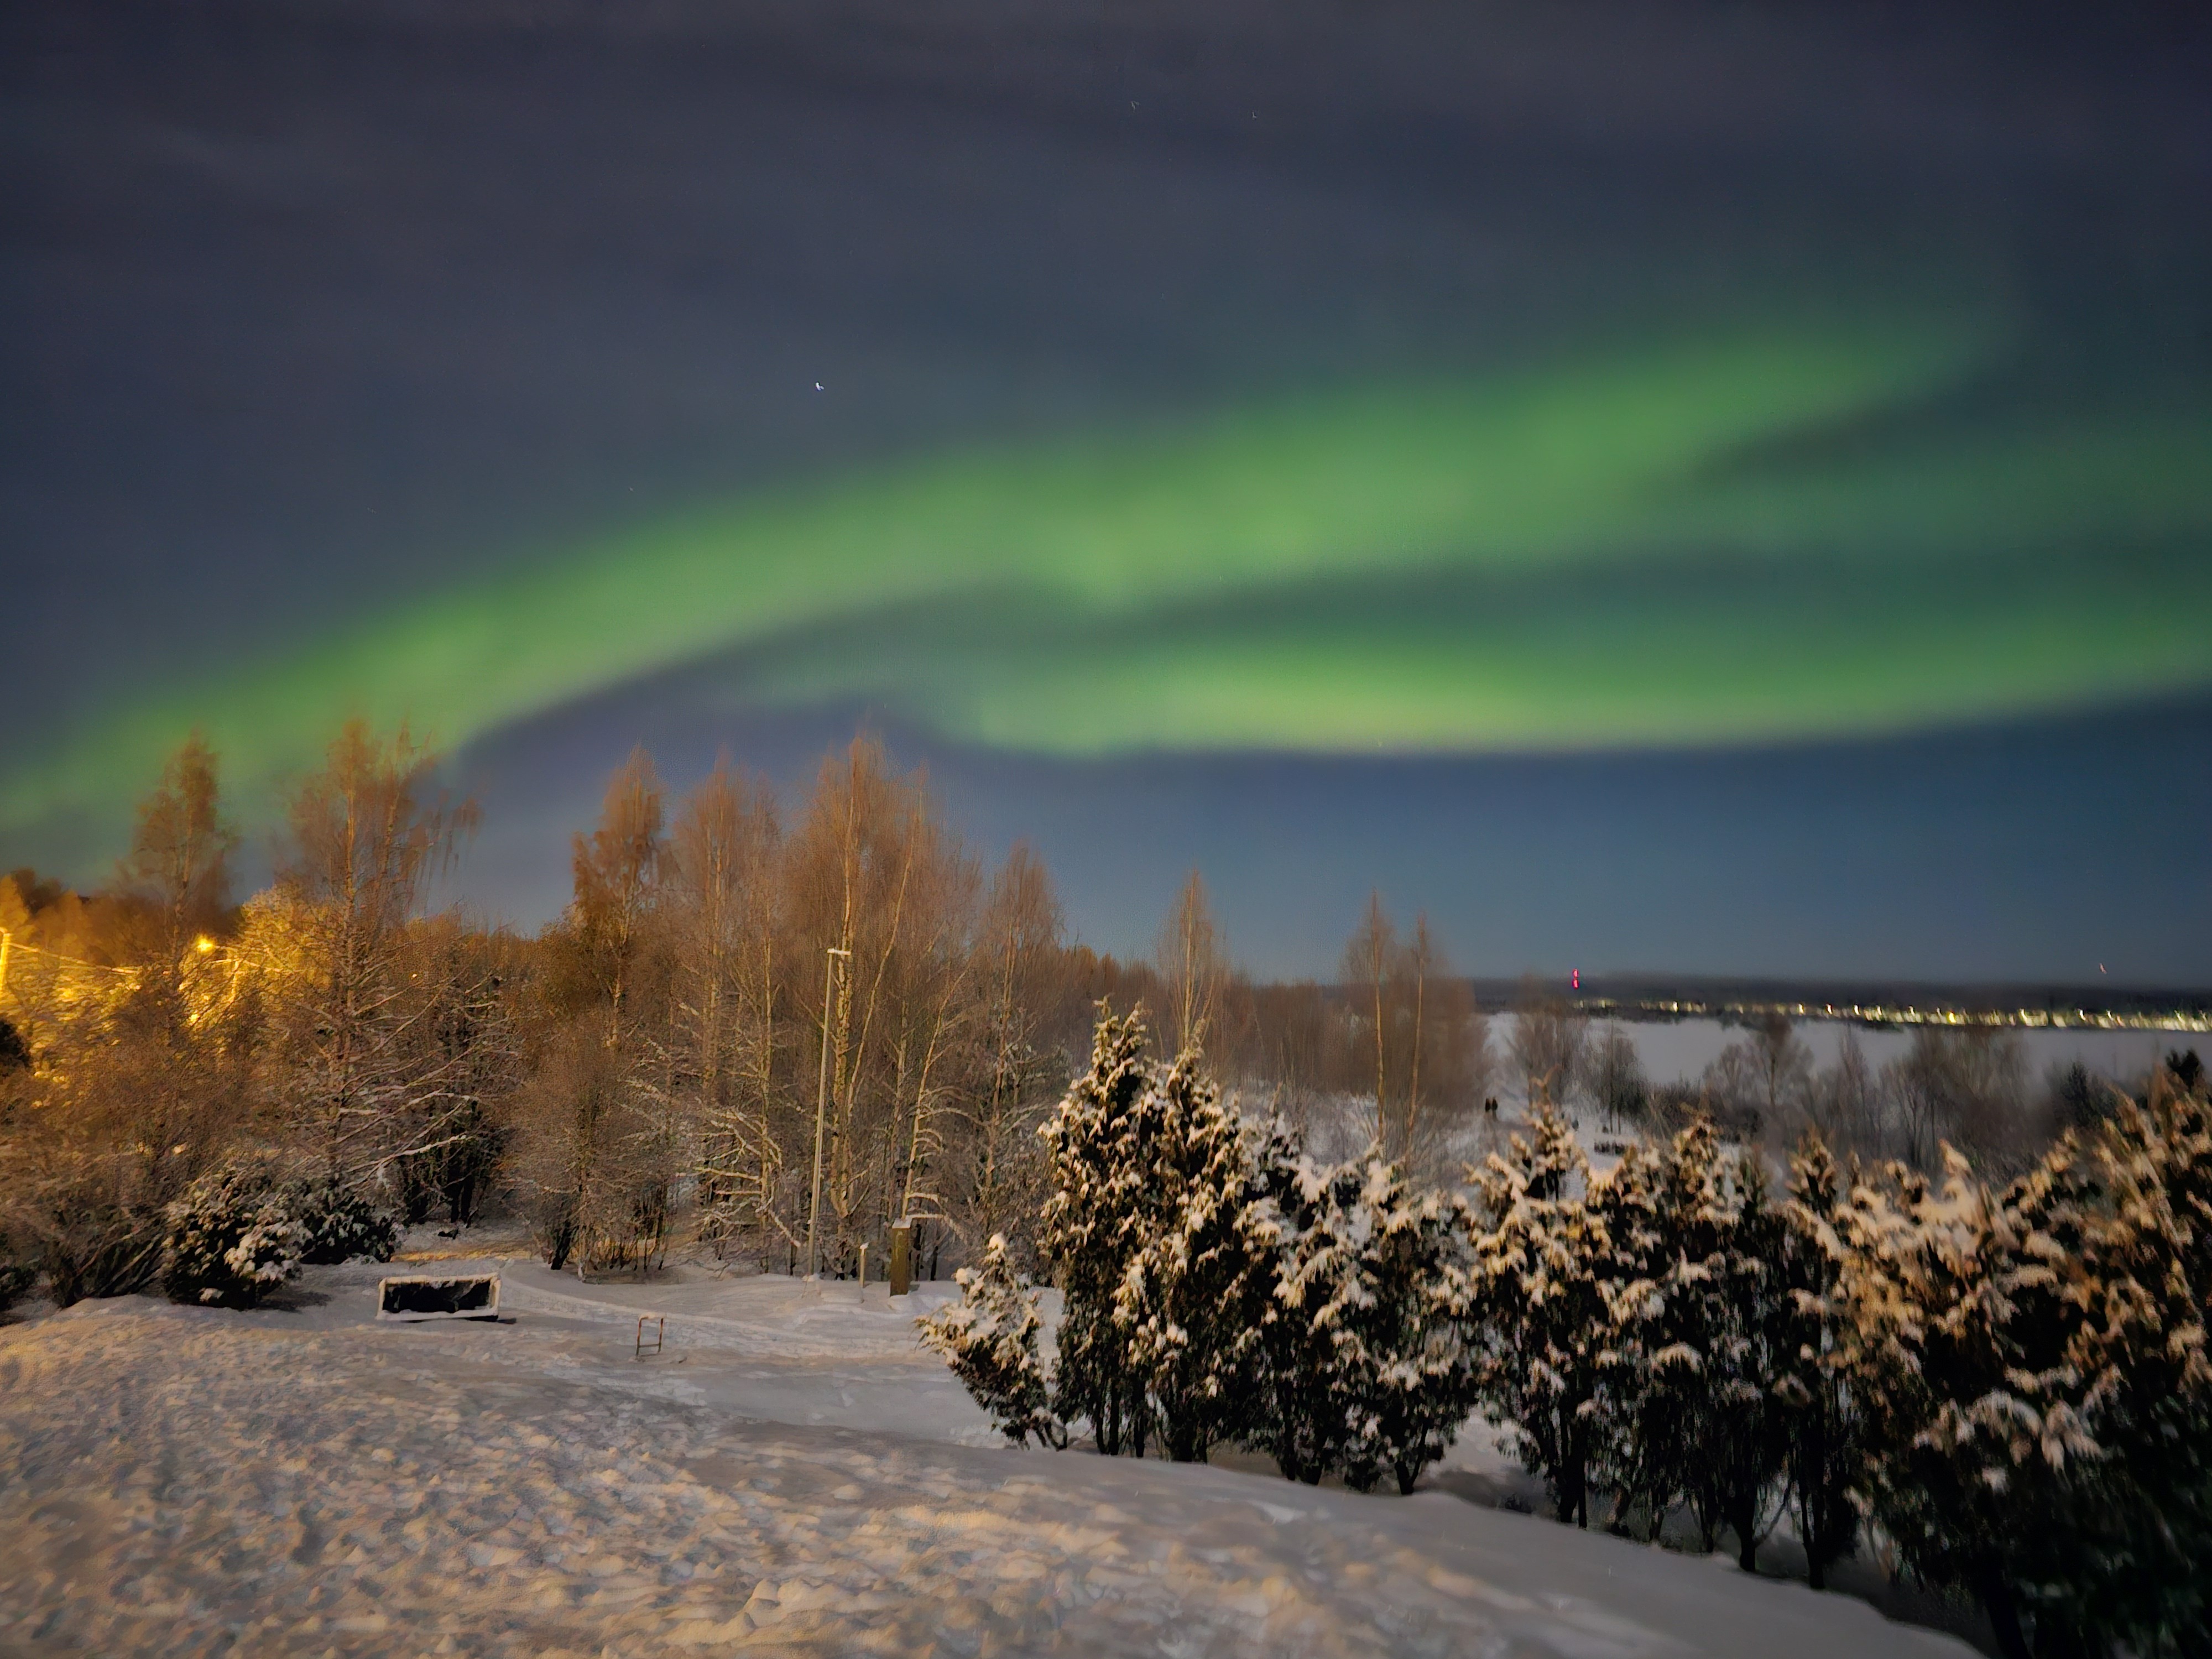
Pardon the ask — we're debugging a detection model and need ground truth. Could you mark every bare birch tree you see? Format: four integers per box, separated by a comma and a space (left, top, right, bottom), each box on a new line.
259, 721, 479, 1182
1157, 871, 1226, 1057
671, 758, 789, 1258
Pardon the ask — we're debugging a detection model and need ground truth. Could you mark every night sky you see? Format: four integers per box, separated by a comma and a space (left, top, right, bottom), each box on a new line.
6, 0, 2211, 982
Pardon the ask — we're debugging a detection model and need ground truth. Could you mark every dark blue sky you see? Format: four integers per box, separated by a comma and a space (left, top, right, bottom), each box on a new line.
4, 0, 2209, 982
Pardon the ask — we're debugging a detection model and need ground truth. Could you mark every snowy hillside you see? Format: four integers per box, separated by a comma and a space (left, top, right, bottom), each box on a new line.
0, 1256, 1976, 1658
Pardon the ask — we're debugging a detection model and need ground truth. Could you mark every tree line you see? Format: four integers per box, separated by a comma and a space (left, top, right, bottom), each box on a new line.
927, 1006, 2211, 1659
0, 723, 1498, 1302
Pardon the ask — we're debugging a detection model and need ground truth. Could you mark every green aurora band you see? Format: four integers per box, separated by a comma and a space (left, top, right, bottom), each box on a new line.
9, 313, 2212, 843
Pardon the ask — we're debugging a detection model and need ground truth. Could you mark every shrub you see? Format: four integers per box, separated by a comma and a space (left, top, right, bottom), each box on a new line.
33, 1201, 166, 1306
162, 1167, 306, 1309
286, 1175, 399, 1264
0, 1233, 35, 1318
918, 1233, 1061, 1447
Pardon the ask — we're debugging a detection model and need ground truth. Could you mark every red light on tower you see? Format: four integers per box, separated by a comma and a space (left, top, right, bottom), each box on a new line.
1572, 968, 1579, 991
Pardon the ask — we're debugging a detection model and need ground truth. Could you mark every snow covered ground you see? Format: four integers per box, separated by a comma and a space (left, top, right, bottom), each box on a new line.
0, 1244, 1978, 1658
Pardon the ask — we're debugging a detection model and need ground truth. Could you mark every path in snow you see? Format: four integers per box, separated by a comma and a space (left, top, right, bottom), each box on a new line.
0, 1261, 1976, 1658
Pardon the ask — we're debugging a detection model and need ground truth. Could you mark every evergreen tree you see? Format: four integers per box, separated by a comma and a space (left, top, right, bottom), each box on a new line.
1469, 1102, 1613, 1525
1248, 1127, 1366, 1484
1340, 1154, 1477, 1495
1689, 1147, 1793, 1570
1036, 1006, 1160, 1455
1594, 1123, 1791, 1561
1832, 1146, 2106, 1659
2056, 1081, 2212, 1655
918, 1232, 1062, 1447
1584, 1136, 1672, 1532
1253, 1130, 1477, 1492
1114, 1047, 1271, 1463
1775, 1134, 1862, 1591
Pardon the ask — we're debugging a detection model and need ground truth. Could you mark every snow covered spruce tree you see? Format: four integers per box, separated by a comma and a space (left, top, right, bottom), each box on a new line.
1773, 1134, 1863, 1591
1829, 1075, 2212, 1659
917, 1232, 1063, 1447
1251, 1131, 1477, 1492
1604, 1123, 1793, 1564
1830, 1141, 2117, 1659
1580, 1137, 1664, 1527
1035, 1006, 1161, 1455
933, 1002, 1476, 1489
1467, 1100, 1615, 1526
937, 1005, 1269, 1461
1249, 1129, 1368, 1484
1112, 1046, 1272, 1463
1338, 1155, 1478, 1494
1684, 1145, 1794, 1568
2066, 1076, 2212, 1655
924, 1004, 1275, 1461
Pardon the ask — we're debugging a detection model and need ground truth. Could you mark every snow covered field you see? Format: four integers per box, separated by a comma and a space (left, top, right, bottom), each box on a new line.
0, 1250, 1976, 1658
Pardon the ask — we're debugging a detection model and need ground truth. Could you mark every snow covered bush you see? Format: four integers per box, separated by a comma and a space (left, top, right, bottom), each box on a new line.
2065, 1081, 2212, 1655
1676, 1145, 1793, 1567
285, 1174, 399, 1264
1337, 1157, 1476, 1494
161, 1166, 306, 1309
1453, 1083, 2209, 1647
918, 1233, 1063, 1447
1469, 1104, 1800, 1550
0, 1232, 35, 1317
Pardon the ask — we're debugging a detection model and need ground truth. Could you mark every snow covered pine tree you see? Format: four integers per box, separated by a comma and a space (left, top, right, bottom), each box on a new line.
1468, 1101, 1615, 1526
1035, 1007, 1159, 1455
1251, 1134, 1475, 1491
1339, 1154, 1477, 1494
1112, 1047, 1271, 1464
1833, 1140, 2120, 1658
1606, 1127, 1791, 1568
1249, 1130, 1370, 1484
1775, 1134, 1863, 1591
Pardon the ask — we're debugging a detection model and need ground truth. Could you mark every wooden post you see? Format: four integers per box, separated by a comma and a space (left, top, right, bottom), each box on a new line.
889, 1220, 912, 1296
857, 1242, 869, 1285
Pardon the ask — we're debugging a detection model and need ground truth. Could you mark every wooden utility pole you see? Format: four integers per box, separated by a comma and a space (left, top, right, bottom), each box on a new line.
806, 946, 849, 1279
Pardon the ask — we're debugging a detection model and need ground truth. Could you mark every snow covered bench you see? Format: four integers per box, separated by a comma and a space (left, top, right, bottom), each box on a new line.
377, 1272, 502, 1322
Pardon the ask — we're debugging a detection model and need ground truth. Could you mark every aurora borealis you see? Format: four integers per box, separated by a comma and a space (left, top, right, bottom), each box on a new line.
7, 0, 2212, 979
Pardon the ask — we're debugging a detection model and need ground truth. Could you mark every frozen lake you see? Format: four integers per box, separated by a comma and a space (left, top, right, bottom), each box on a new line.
1495, 1013, 2190, 1092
